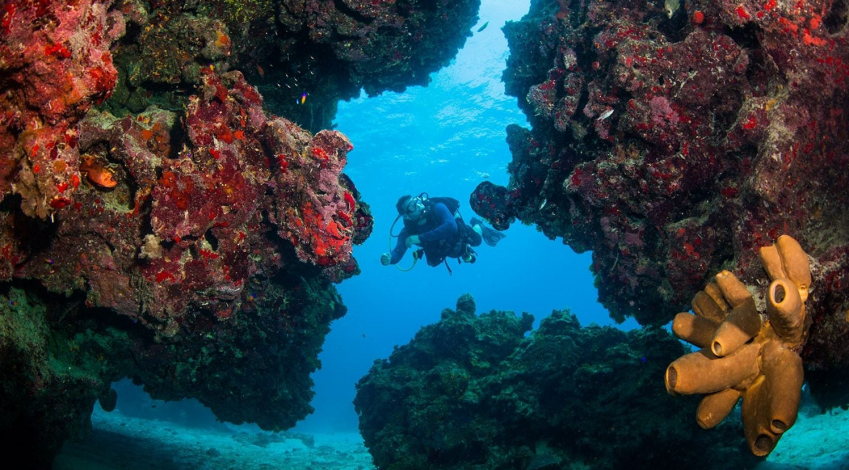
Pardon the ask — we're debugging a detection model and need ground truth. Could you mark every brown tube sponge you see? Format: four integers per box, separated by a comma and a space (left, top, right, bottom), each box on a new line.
759, 235, 811, 301
691, 290, 726, 323
767, 279, 805, 345
741, 376, 777, 457
702, 282, 729, 315
777, 235, 812, 293
711, 298, 762, 357
672, 312, 718, 348
715, 270, 752, 308
760, 341, 804, 434
760, 244, 785, 282
665, 345, 759, 395
696, 388, 741, 429
665, 235, 811, 457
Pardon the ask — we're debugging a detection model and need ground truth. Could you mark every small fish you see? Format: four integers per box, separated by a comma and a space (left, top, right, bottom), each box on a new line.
477, 21, 489, 32
300, 92, 307, 104
80, 154, 118, 189
256, 64, 265, 77
539, 198, 548, 210
596, 109, 614, 121
664, 0, 680, 18
88, 169, 118, 188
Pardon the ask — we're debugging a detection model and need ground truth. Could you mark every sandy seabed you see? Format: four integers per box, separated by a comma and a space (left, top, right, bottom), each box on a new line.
54, 406, 849, 470
760, 406, 849, 470
55, 409, 376, 470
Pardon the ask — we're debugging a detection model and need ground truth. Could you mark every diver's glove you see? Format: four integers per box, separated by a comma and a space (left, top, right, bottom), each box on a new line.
405, 235, 421, 248
380, 253, 391, 266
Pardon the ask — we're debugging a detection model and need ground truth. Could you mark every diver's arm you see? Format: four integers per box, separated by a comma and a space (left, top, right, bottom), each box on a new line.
418, 203, 457, 242
389, 227, 409, 264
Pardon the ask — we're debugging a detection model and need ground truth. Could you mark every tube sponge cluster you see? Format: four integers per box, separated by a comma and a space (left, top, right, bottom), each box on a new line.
665, 235, 811, 456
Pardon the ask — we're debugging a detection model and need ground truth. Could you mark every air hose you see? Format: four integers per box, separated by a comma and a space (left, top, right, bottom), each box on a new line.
389, 214, 418, 271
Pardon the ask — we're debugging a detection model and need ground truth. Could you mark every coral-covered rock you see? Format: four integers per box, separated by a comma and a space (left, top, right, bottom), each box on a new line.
4, 70, 370, 325
475, 0, 849, 375
0, 0, 120, 219
0, 57, 371, 469
355, 295, 760, 470
0, 0, 471, 465
106, 0, 482, 131
0, 288, 108, 469
265, 118, 358, 268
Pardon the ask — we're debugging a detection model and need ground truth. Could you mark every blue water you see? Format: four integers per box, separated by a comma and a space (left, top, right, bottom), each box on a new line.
295, 0, 634, 433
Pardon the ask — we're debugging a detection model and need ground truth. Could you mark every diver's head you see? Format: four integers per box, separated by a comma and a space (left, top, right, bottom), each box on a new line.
397, 194, 426, 223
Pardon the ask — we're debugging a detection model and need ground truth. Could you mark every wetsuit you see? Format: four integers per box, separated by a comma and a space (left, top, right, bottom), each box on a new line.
390, 202, 481, 266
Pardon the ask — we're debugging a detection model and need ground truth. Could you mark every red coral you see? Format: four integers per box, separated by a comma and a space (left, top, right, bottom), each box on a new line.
266, 121, 356, 267
0, 0, 119, 219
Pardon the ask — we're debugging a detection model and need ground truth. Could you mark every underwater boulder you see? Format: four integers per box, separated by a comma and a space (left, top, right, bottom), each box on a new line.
355, 295, 760, 470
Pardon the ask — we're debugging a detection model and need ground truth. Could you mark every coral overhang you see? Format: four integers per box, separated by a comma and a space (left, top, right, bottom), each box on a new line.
0, 0, 482, 465
473, 0, 849, 379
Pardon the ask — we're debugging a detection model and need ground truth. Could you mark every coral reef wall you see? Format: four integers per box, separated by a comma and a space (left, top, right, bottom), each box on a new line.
0, 0, 480, 466
355, 295, 761, 470
472, 0, 849, 371
105, 0, 481, 131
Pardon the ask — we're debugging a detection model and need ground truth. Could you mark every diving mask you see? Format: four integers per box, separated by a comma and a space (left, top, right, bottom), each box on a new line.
403, 197, 425, 221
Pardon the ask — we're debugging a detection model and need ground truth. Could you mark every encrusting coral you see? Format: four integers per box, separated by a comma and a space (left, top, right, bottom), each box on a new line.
665, 235, 811, 456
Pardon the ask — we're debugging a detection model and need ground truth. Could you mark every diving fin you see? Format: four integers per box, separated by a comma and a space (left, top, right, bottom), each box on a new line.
470, 217, 506, 247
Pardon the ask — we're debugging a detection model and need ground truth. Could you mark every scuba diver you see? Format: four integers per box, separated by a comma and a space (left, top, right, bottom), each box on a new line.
380, 193, 505, 273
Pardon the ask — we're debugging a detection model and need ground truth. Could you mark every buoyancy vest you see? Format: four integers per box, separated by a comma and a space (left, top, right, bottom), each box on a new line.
403, 200, 471, 266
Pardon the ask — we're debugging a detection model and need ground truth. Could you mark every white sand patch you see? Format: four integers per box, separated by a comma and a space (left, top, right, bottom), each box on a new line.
55, 405, 849, 469
55, 409, 376, 470
759, 407, 849, 470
